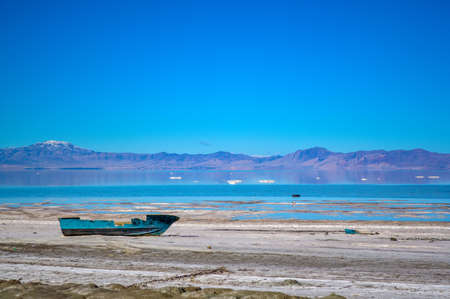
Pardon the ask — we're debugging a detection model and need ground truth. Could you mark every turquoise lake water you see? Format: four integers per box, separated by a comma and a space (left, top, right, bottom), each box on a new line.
0, 170, 449, 221
1, 184, 449, 222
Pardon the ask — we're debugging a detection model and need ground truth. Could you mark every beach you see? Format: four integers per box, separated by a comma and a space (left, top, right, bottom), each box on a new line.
3, 0, 450, 297
0, 208, 449, 298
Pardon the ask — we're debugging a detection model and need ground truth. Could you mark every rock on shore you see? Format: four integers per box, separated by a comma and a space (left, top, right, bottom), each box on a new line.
0, 280, 346, 299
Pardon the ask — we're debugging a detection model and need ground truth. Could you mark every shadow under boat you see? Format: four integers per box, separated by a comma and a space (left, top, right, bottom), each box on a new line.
59, 214, 179, 236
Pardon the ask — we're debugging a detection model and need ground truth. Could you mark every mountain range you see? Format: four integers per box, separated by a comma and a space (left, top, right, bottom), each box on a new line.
0, 140, 449, 171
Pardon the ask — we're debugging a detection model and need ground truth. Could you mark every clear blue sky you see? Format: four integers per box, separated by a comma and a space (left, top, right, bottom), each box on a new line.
1, 0, 449, 155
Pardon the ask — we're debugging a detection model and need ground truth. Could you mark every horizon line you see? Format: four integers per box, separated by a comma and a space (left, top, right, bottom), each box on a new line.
0, 140, 447, 156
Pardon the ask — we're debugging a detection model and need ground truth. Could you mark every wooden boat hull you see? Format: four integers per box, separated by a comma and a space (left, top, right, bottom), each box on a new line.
61, 227, 166, 236
59, 215, 179, 236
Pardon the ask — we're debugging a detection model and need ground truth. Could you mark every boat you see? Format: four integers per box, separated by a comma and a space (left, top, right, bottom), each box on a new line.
59, 214, 179, 236
258, 179, 275, 184
227, 179, 242, 185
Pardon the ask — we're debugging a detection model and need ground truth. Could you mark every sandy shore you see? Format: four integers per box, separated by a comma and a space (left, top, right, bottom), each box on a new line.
0, 280, 348, 299
0, 209, 449, 299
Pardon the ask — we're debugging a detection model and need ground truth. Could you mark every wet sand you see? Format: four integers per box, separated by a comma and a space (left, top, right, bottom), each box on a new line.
1, 197, 448, 222
0, 207, 449, 298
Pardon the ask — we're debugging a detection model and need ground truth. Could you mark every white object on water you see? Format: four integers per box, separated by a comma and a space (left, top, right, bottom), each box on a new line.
428, 176, 440, 179
227, 179, 242, 185
361, 178, 368, 181
258, 179, 275, 184
415, 176, 425, 179
169, 176, 182, 180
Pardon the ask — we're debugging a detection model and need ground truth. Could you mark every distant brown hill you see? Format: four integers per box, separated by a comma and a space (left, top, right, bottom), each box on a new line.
0, 140, 449, 170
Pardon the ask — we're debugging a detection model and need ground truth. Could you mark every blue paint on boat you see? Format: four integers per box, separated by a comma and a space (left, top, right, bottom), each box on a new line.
344, 228, 359, 234
59, 214, 179, 236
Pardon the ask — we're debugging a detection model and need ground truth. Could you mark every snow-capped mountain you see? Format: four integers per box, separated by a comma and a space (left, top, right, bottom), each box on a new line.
0, 141, 449, 170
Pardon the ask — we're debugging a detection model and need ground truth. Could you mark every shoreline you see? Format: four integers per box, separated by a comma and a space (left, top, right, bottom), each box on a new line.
0, 210, 449, 298
1, 199, 448, 222
0, 279, 347, 299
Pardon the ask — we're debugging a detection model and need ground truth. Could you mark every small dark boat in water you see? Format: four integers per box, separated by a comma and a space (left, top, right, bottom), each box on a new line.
292, 194, 301, 198
59, 215, 179, 236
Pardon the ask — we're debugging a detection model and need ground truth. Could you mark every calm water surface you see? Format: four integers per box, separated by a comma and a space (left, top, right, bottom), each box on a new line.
1, 183, 449, 222
1, 169, 449, 185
